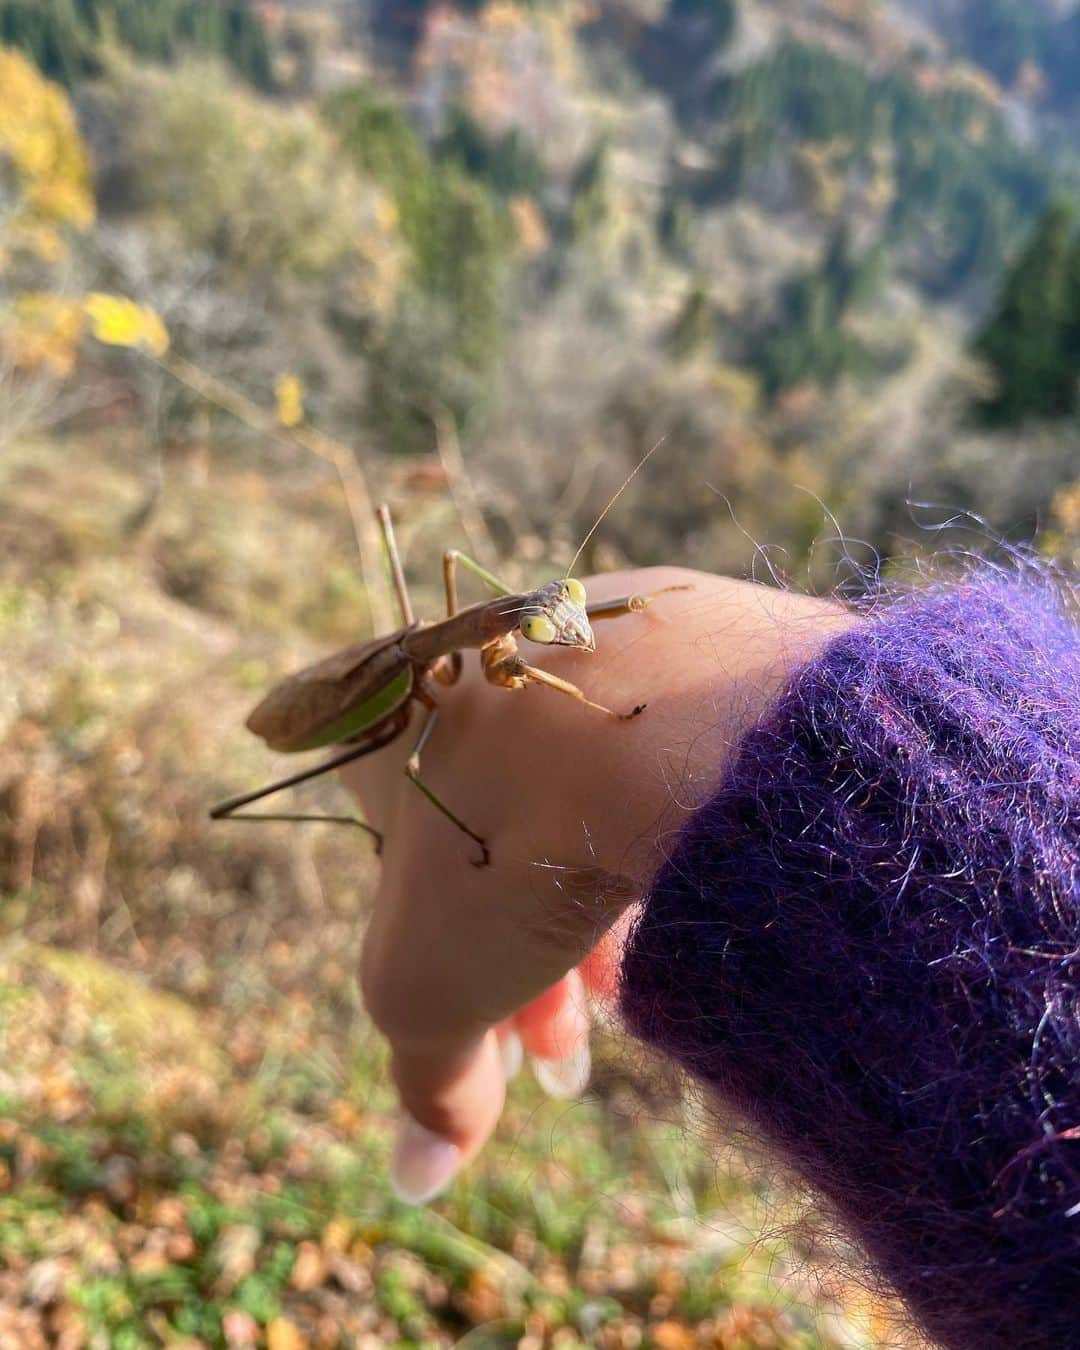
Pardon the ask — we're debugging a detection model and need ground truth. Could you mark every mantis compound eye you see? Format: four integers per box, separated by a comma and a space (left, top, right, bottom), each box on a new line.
521, 614, 557, 644
564, 578, 587, 606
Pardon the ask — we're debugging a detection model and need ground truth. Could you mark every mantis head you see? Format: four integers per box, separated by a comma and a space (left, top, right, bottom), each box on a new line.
518, 578, 595, 650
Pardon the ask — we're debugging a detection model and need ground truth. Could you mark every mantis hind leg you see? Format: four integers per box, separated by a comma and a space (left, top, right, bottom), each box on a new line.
405, 705, 490, 867
377, 504, 415, 626
208, 711, 410, 846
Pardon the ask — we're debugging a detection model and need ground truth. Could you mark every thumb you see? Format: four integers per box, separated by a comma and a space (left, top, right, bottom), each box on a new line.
388, 1030, 505, 1204
387, 971, 594, 1204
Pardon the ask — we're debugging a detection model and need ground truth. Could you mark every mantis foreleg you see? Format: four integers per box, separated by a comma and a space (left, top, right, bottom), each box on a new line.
499, 585, 689, 714
515, 664, 645, 720
482, 636, 644, 721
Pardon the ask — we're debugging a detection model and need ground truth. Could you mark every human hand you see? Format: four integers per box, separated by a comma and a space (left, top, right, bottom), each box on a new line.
344, 567, 852, 1202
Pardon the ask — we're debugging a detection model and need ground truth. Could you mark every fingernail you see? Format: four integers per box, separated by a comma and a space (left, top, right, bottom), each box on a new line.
499, 1031, 524, 1082
389, 1113, 461, 1205
533, 1040, 592, 1100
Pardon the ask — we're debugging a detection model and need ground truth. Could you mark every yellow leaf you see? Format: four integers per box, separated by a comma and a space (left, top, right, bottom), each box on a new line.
289, 1240, 326, 1292
84, 294, 169, 356
651, 1321, 695, 1350
275, 374, 305, 428
267, 1318, 308, 1350
320, 1217, 353, 1254
140, 307, 171, 358
84, 293, 147, 347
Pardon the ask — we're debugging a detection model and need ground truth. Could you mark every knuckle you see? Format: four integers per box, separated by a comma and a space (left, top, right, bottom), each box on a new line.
526, 867, 639, 957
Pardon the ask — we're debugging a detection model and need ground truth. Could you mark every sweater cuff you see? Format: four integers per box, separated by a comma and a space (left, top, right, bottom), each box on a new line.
619, 570, 1080, 1350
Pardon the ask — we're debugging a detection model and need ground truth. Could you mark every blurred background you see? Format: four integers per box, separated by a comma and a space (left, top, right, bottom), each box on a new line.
1, 0, 1079, 1345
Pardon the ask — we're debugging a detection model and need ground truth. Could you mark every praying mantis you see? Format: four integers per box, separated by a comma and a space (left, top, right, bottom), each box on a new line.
210, 503, 683, 866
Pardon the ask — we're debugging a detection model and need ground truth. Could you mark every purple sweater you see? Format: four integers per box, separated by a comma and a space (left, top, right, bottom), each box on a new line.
620, 571, 1080, 1350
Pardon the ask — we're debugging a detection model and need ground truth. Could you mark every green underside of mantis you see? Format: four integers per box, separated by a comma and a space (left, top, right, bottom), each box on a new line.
290, 666, 414, 752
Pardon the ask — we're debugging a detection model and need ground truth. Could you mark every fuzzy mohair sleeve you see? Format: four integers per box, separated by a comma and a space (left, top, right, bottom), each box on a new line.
619, 571, 1080, 1350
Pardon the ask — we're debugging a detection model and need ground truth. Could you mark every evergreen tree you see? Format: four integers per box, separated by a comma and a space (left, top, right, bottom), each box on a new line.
753, 225, 883, 395
822, 222, 883, 313
322, 86, 432, 246
436, 105, 546, 200
369, 0, 428, 67
635, 0, 735, 105
570, 140, 610, 240
973, 201, 1080, 424
0, 0, 92, 84
714, 41, 1049, 291
222, 4, 274, 91
0, 0, 275, 90
412, 167, 510, 376
325, 87, 512, 451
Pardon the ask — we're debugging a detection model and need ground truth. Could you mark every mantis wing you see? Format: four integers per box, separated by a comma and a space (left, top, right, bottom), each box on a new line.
246, 629, 414, 753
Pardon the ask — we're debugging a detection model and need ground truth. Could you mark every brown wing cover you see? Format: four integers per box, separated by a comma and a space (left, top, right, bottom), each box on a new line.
246, 628, 411, 752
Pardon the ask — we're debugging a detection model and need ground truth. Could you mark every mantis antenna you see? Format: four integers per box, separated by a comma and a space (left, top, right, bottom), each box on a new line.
564, 436, 668, 579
